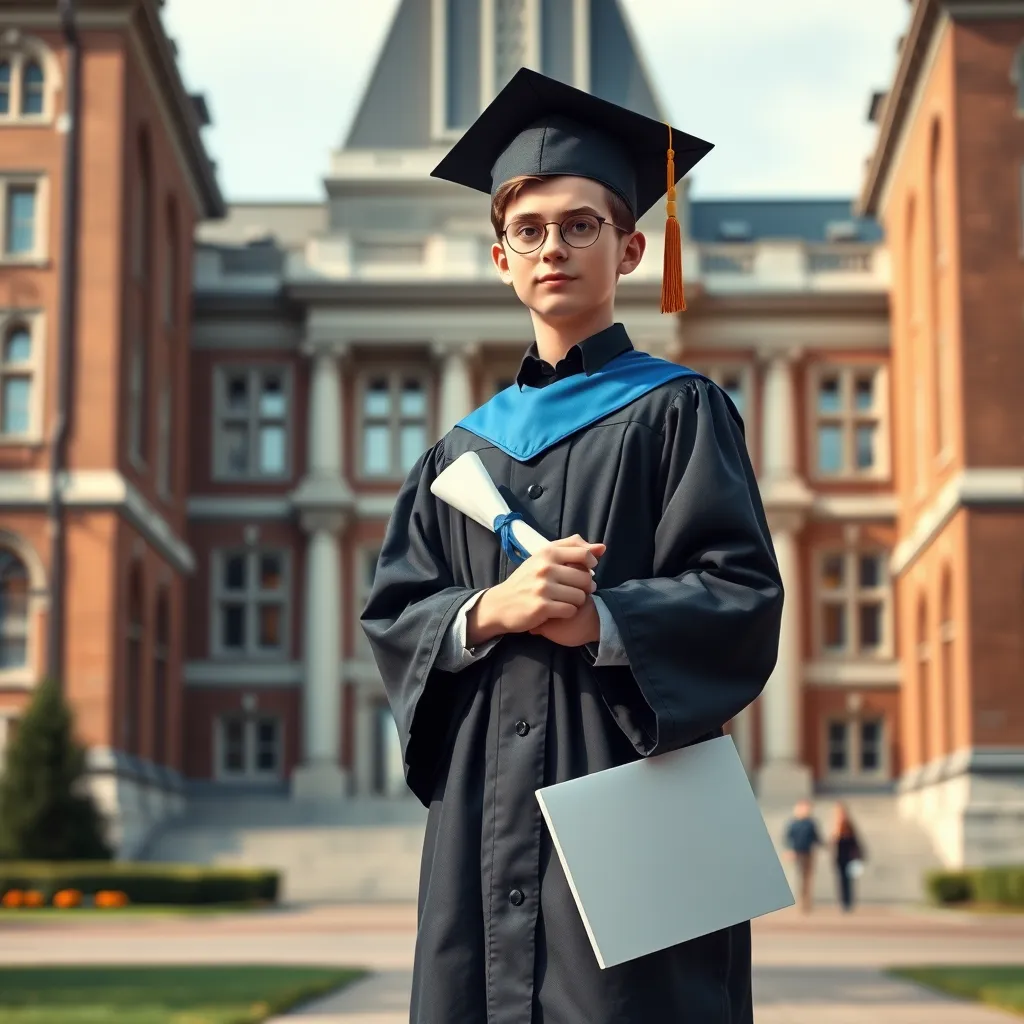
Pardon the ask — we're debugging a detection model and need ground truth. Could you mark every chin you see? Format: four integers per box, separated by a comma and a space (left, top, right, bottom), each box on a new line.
528, 293, 592, 320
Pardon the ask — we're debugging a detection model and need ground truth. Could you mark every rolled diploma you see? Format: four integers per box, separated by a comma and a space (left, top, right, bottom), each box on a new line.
429, 450, 551, 557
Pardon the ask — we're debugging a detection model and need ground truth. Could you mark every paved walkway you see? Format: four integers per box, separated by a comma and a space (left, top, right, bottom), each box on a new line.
2, 903, 1021, 1022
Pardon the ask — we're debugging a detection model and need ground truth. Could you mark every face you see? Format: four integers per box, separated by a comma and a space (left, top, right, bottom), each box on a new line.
491, 176, 645, 323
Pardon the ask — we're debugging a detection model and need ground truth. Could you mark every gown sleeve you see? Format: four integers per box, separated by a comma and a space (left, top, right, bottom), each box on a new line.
359, 441, 484, 804
593, 378, 784, 757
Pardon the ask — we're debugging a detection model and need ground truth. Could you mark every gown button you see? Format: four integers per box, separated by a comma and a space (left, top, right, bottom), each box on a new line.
515, 720, 530, 737
509, 889, 525, 907
527, 483, 544, 499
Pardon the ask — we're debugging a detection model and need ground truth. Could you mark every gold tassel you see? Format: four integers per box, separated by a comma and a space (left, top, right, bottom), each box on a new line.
661, 125, 687, 314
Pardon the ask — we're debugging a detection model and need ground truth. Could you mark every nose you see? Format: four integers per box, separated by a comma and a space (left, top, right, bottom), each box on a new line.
538, 223, 568, 261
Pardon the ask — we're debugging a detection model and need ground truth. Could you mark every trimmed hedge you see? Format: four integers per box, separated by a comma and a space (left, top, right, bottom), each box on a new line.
925, 866, 1024, 908
0, 862, 279, 905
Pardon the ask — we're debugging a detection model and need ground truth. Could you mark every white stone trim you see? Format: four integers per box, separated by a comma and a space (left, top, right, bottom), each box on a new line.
811, 494, 898, 519
0, 172, 50, 264
188, 495, 293, 520
0, 308, 45, 444
184, 659, 303, 686
803, 659, 901, 687
572, 0, 590, 91
892, 468, 1024, 575
356, 493, 398, 518
191, 319, 301, 352
946, 1, 1024, 16
0, 32, 62, 126
898, 747, 1024, 792
0, 469, 193, 572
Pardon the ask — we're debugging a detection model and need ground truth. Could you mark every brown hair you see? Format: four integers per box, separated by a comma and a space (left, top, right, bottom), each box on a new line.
490, 174, 637, 239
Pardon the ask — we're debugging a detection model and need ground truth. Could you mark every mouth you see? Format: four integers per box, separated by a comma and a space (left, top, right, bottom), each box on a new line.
536, 273, 574, 284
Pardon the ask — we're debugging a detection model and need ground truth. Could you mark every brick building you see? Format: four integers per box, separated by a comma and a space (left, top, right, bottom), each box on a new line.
0, 0, 1020, 868
0, 0, 222, 851
859, 0, 1024, 864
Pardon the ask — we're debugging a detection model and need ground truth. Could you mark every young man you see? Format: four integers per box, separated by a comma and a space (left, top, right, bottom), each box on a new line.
361, 69, 783, 1024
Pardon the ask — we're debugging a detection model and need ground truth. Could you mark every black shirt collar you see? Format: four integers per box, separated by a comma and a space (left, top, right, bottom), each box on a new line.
515, 322, 633, 389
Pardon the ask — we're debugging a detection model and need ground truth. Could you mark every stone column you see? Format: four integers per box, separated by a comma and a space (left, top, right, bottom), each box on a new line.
433, 341, 477, 438
291, 344, 354, 801
756, 351, 813, 805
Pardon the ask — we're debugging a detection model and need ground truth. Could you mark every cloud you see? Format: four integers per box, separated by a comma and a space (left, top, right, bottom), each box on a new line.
161, 0, 908, 201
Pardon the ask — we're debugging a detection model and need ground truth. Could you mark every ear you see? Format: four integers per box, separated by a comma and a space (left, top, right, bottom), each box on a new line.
617, 231, 646, 277
491, 241, 514, 285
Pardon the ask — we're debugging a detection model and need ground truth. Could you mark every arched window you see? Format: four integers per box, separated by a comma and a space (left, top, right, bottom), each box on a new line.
1, 322, 32, 436
20, 60, 42, 115
939, 570, 955, 756
129, 131, 152, 464
905, 196, 927, 490
929, 119, 948, 455
1014, 44, 1024, 113
0, 548, 28, 668
153, 588, 170, 766
124, 564, 144, 757
0, 61, 10, 115
916, 595, 931, 765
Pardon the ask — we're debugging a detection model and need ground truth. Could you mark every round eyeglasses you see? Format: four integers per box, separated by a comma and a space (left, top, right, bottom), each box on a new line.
501, 214, 630, 255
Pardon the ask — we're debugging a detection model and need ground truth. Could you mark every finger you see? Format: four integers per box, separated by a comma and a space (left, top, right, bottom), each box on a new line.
548, 565, 596, 591
547, 544, 600, 566
542, 600, 580, 620
545, 582, 589, 608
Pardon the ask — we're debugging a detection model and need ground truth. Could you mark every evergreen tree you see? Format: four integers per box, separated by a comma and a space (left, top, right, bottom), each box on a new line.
0, 678, 111, 860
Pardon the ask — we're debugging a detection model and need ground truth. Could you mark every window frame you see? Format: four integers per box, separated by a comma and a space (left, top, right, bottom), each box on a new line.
0, 175, 48, 264
213, 712, 284, 782
210, 547, 291, 661
0, 546, 29, 674
0, 44, 56, 125
814, 547, 893, 660
212, 364, 294, 483
356, 366, 432, 482
807, 363, 890, 482
822, 715, 889, 784
0, 313, 44, 444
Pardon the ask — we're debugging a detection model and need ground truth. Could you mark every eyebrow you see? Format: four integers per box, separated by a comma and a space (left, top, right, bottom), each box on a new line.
507, 206, 604, 221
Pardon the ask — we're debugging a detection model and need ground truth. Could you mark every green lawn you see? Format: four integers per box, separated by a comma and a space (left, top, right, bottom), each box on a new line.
891, 966, 1024, 1017
0, 965, 366, 1024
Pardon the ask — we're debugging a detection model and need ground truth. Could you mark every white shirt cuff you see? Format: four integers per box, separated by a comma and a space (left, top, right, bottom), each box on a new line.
436, 591, 502, 672
587, 594, 630, 667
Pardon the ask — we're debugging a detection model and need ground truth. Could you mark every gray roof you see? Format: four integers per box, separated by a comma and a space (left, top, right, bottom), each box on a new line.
689, 199, 884, 244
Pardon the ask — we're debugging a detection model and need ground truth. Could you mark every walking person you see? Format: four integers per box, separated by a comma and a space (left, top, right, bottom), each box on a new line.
783, 799, 822, 913
831, 802, 866, 913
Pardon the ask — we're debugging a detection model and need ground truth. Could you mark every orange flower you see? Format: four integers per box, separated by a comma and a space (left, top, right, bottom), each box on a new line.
1, 890, 24, 908
94, 890, 129, 908
22, 890, 45, 908
53, 889, 82, 909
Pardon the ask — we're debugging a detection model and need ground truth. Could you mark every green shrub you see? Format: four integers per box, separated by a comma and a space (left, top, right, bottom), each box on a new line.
926, 866, 1024, 907
0, 862, 279, 905
0, 679, 111, 861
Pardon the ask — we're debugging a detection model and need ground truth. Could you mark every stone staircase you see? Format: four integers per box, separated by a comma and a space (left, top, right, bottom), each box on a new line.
142, 791, 941, 905
761, 793, 943, 906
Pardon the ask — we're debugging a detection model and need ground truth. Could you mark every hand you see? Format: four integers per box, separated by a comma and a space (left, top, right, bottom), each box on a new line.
529, 596, 601, 648
467, 536, 605, 645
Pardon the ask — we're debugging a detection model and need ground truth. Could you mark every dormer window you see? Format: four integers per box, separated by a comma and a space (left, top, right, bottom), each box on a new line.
718, 220, 752, 242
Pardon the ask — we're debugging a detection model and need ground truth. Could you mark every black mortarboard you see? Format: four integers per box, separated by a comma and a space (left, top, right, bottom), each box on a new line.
430, 67, 715, 312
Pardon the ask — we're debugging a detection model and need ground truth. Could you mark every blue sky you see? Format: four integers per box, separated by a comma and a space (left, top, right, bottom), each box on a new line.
162, 0, 910, 203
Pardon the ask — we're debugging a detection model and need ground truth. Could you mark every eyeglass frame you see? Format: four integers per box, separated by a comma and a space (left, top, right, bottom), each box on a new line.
499, 213, 633, 255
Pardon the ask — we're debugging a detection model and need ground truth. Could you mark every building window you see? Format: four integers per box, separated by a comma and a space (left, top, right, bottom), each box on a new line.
3, 183, 36, 257
164, 201, 179, 327
215, 713, 282, 781
824, 717, 887, 782
818, 549, 891, 658
156, 378, 171, 497
0, 61, 9, 114
124, 564, 144, 758
153, 588, 169, 767
127, 331, 146, 464
812, 366, 886, 478
360, 373, 429, 479
0, 548, 28, 669
438, 0, 482, 134
20, 60, 43, 115
0, 322, 32, 437
214, 367, 290, 480
939, 571, 954, 757
212, 549, 289, 659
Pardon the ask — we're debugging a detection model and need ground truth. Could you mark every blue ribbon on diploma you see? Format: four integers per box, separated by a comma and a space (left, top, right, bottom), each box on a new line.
493, 511, 531, 565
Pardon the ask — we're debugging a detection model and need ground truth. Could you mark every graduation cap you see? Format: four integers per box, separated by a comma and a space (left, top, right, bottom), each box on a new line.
430, 67, 714, 313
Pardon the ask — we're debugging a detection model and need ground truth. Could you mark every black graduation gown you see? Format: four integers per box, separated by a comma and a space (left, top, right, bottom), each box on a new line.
360, 346, 783, 1024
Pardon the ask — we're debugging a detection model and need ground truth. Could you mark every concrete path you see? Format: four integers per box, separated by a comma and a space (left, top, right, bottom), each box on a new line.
2, 902, 1021, 1022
